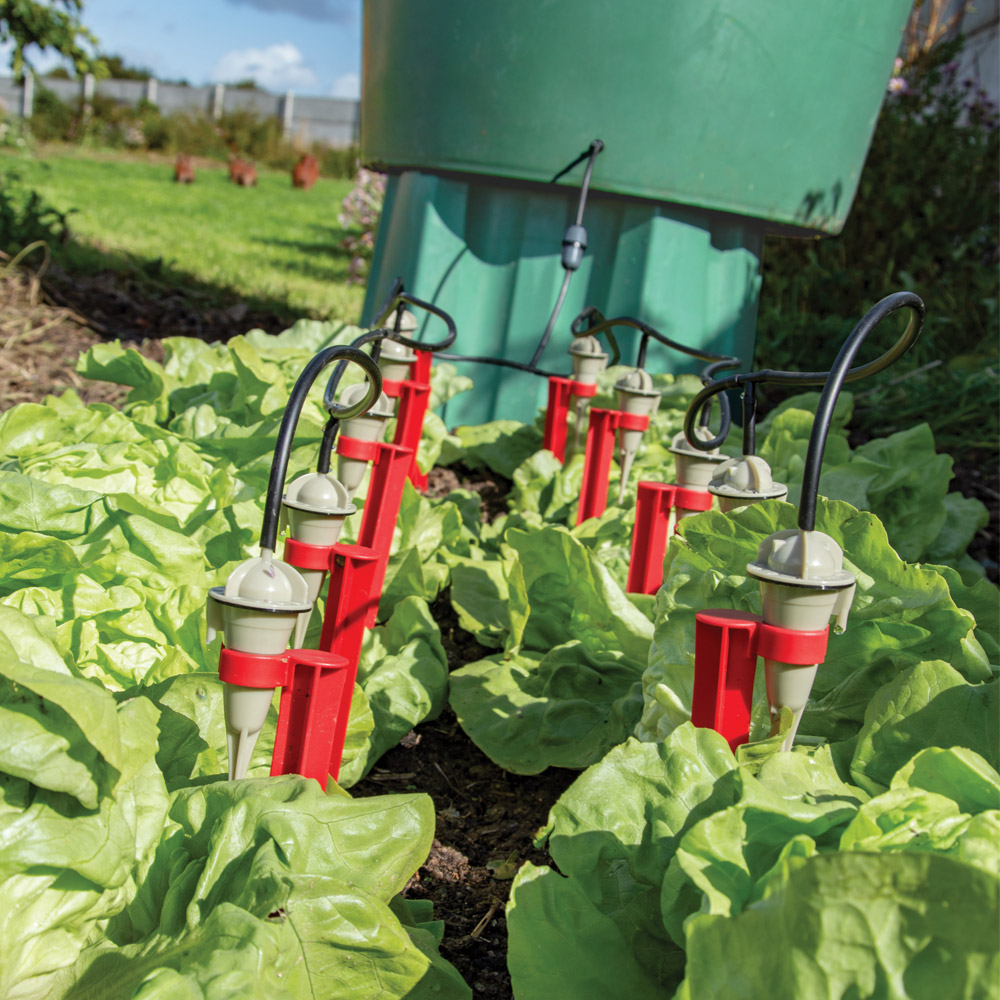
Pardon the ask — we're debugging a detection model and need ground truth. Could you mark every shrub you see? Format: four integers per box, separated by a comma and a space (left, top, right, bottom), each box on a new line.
339, 166, 387, 283
756, 38, 999, 466
757, 40, 998, 371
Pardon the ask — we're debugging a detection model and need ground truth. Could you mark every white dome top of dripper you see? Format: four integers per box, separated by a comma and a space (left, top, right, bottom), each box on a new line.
569, 335, 609, 384
339, 382, 395, 426
380, 338, 417, 364
709, 456, 788, 500
216, 555, 312, 611
283, 472, 356, 515
394, 309, 419, 336
747, 528, 856, 590
615, 367, 659, 397
568, 335, 607, 361
669, 426, 723, 459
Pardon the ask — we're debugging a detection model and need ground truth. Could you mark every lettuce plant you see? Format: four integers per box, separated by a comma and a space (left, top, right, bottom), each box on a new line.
508, 725, 999, 999
0, 607, 469, 999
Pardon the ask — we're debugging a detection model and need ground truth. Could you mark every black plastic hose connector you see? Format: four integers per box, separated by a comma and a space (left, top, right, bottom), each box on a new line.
561, 225, 588, 271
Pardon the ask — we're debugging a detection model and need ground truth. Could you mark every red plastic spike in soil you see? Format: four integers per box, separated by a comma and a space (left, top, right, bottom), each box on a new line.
576, 406, 649, 524
691, 610, 829, 751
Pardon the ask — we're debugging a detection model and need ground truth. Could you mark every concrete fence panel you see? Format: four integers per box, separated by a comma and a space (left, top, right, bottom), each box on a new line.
0, 75, 360, 146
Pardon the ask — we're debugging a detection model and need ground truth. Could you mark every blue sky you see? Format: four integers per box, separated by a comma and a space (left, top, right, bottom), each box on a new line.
24, 0, 363, 97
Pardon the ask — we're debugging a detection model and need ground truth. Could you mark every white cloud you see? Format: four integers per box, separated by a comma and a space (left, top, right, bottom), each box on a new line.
330, 72, 360, 99
212, 42, 317, 91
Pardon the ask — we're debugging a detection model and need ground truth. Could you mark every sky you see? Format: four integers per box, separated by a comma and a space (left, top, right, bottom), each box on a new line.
21, 0, 363, 98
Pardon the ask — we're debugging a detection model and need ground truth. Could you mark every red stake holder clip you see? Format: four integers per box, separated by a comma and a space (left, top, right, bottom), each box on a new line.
543, 376, 598, 463
281, 536, 382, 781
576, 407, 650, 524
691, 610, 830, 750
382, 356, 433, 491
626, 481, 714, 594
318, 542, 379, 780
335, 436, 413, 628
219, 645, 350, 787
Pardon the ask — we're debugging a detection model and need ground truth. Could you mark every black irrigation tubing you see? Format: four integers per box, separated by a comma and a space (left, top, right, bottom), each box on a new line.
528, 139, 605, 368
370, 287, 458, 352
571, 310, 742, 367
742, 379, 757, 457
432, 352, 563, 379
260, 346, 382, 553
679, 291, 924, 530
797, 291, 925, 532
322, 327, 395, 414
316, 415, 339, 477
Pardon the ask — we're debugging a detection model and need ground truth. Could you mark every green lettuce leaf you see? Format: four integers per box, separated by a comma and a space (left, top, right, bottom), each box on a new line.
450, 525, 652, 772
507, 727, 736, 1000
677, 852, 998, 1000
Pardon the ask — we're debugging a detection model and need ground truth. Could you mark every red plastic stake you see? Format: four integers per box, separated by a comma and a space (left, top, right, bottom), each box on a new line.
270, 648, 350, 786
576, 408, 649, 524
543, 377, 575, 462
319, 542, 379, 780
543, 377, 599, 464
577, 408, 620, 524
356, 441, 412, 626
393, 380, 432, 491
628, 482, 678, 594
627, 482, 715, 594
412, 350, 433, 384
691, 611, 831, 751
691, 610, 762, 751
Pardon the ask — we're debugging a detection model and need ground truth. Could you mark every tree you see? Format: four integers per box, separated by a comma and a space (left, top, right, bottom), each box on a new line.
0, 1, 105, 80
99, 53, 151, 80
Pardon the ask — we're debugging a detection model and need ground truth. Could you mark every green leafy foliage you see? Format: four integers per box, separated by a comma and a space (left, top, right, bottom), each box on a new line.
509, 727, 999, 999
449, 524, 652, 773
0, 606, 471, 998
0, 0, 104, 79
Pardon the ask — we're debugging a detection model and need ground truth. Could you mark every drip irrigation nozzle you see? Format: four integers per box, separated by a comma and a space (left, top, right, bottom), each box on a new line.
569, 335, 609, 448
335, 383, 395, 500
207, 550, 312, 779
668, 427, 727, 490
281, 471, 356, 647
747, 528, 856, 750
614, 367, 660, 503
708, 455, 788, 512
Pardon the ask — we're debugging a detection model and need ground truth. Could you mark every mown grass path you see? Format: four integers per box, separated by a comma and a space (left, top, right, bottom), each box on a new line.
0, 148, 364, 320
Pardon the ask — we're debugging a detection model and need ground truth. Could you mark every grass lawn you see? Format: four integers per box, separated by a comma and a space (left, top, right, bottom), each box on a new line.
0, 147, 366, 321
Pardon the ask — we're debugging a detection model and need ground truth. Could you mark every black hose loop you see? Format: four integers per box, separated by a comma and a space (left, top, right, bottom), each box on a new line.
682, 291, 924, 455
569, 312, 740, 367
370, 289, 457, 352
322, 328, 394, 412
798, 291, 924, 531
260, 346, 382, 552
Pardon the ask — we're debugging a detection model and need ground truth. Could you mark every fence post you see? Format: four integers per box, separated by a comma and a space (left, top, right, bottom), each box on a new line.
21, 74, 33, 118
145, 77, 158, 105
282, 90, 295, 138
82, 73, 95, 104
212, 82, 225, 120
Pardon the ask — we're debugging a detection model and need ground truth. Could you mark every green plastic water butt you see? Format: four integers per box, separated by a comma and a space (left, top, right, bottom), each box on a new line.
360, 0, 913, 425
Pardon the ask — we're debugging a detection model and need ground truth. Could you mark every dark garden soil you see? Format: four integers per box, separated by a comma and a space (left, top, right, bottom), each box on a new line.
354, 596, 575, 999
1, 257, 997, 999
